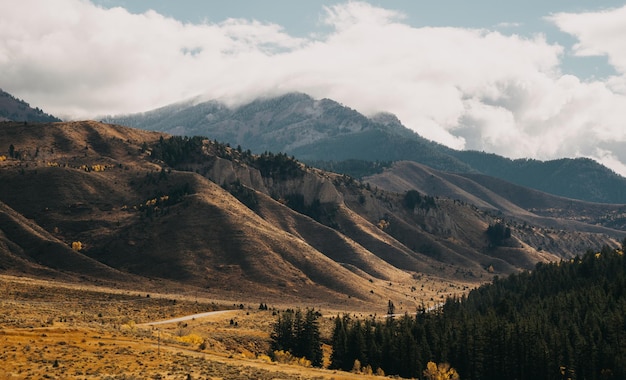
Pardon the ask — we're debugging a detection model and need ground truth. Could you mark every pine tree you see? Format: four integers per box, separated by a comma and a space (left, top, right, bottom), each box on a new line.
302, 309, 323, 367
330, 316, 348, 370
270, 311, 294, 353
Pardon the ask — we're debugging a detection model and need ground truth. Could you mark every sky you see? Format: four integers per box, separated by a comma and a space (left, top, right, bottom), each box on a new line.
2, 1, 626, 176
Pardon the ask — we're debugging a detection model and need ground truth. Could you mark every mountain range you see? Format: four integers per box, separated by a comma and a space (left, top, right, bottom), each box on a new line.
1, 90, 625, 308
1, 119, 624, 308
106, 93, 626, 204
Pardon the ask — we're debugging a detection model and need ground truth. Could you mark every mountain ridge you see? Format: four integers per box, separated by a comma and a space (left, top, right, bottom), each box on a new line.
0, 89, 61, 123
105, 92, 626, 204
1, 120, 623, 308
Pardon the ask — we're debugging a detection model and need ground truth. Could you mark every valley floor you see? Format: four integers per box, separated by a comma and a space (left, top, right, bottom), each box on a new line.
0, 274, 407, 379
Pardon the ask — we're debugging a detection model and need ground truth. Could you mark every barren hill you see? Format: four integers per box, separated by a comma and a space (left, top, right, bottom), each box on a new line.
0, 121, 623, 308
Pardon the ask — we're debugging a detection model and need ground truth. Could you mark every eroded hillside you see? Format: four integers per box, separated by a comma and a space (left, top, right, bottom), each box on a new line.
0, 121, 622, 309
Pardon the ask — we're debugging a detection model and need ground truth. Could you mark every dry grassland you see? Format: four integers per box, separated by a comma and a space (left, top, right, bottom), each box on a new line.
0, 275, 410, 379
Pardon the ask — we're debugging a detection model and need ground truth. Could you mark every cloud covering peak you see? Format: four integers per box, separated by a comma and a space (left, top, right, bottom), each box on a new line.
1, 1, 626, 175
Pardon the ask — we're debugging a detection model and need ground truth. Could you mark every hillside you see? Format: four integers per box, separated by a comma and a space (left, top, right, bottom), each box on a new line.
365, 161, 626, 231
0, 121, 622, 309
0, 88, 61, 122
105, 92, 626, 204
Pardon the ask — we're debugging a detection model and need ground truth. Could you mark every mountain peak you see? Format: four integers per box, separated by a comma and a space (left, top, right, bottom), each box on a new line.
106, 93, 626, 203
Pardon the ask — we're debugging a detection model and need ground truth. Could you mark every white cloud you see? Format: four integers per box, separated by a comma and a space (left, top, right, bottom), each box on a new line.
1, 1, 626, 176
549, 5, 626, 74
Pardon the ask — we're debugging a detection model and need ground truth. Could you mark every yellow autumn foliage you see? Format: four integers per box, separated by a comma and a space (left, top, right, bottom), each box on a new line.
71, 241, 82, 251
257, 354, 273, 363
177, 334, 204, 345
272, 350, 311, 367
377, 219, 390, 230
423, 361, 460, 380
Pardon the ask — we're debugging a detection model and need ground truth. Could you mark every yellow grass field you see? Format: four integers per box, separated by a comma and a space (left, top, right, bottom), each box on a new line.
0, 275, 405, 379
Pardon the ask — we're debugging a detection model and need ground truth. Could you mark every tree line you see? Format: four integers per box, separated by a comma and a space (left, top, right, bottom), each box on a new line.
150, 136, 304, 181
329, 244, 626, 379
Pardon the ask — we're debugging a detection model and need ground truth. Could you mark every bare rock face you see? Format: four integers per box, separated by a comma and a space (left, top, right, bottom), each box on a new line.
264, 171, 343, 205
205, 156, 268, 193
202, 156, 343, 208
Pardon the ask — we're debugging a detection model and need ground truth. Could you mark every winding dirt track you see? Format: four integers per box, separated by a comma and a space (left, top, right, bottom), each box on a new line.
139, 309, 238, 326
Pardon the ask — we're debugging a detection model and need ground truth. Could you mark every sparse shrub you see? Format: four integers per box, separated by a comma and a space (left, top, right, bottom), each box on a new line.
376, 218, 389, 230
175, 322, 190, 337
121, 320, 136, 332
71, 241, 83, 251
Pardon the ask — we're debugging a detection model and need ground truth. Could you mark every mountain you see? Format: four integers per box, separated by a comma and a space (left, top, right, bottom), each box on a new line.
106, 93, 471, 173
448, 150, 626, 205
0, 121, 622, 308
0, 89, 61, 122
105, 93, 626, 204
364, 160, 626, 232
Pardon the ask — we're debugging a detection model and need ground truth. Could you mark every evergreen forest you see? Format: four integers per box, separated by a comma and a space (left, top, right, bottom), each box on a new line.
330, 244, 626, 379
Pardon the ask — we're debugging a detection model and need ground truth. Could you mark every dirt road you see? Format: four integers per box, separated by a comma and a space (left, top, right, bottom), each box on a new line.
139, 309, 238, 326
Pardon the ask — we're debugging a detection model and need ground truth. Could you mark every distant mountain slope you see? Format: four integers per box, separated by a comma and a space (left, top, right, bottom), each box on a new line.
365, 161, 626, 231
449, 150, 626, 205
0, 89, 61, 122
106, 93, 626, 204
1, 121, 621, 307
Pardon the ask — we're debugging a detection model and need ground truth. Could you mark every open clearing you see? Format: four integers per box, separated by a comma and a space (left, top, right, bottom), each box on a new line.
0, 275, 398, 379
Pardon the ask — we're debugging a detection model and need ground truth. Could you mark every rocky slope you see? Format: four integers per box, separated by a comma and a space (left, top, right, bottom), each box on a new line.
0, 121, 622, 308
